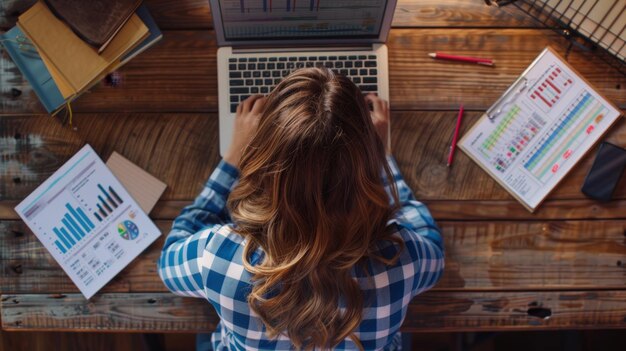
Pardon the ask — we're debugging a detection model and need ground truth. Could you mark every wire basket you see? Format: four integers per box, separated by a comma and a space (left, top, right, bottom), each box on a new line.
485, 0, 626, 76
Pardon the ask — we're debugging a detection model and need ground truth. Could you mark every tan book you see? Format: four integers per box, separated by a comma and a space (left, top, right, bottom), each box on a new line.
38, 50, 73, 98
17, 1, 148, 96
40, 48, 126, 100
106, 152, 167, 214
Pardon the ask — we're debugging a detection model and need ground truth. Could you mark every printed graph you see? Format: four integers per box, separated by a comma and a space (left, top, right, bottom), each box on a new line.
529, 65, 573, 112
53, 203, 95, 253
523, 91, 607, 184
478, 104, 546, 173
459, 48, 622, 211
118, 220, 140, 240
21, 155, 130, 256
15, 145, 162, 298
93, 183, 124, 221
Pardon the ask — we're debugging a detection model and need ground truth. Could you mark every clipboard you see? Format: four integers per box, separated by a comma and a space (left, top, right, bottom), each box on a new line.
459, 46, 623, 212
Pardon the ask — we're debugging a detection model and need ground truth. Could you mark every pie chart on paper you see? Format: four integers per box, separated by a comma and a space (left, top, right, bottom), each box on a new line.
118, 220, 139, 240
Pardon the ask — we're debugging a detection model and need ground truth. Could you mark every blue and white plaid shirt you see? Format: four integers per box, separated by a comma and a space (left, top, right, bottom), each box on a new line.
158, 157, 445, 350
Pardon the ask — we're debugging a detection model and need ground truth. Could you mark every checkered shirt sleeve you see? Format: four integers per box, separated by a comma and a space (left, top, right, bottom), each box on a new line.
158, 159, 240, 298
158, 157, 445, 350
384, 155, 445, 296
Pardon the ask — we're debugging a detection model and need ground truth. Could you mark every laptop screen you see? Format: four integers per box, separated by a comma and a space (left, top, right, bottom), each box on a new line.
218, 0, 389, 41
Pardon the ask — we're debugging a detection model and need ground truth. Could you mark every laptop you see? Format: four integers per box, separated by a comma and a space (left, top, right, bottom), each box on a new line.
210, 0, 397, 155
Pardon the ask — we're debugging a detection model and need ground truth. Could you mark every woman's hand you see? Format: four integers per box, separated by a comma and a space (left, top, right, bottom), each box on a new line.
365, 94, 391, 154
223, 95, 267, 168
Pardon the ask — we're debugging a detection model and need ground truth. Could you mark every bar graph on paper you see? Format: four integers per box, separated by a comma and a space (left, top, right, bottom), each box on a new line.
49, 182, 124, 253
19, 156, 132, 256
529, 65, 573, 113
522, 91, 609, 184
459, 48, 622, 211
92, 183, 124, 222
52, 203, 95, 254
479, 103, 547, 173
15, 145, 161, 298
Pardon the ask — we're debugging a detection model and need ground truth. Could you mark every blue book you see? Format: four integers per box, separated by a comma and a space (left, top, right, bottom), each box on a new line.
1, 26, 65, 113
120, 5, 162, 64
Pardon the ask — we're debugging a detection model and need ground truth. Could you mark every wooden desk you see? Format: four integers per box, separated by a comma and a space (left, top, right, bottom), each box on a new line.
1, 0, 625, 333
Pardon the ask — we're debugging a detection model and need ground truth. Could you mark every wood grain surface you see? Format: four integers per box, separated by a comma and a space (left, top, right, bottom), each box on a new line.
5, 197, 626, 221
2, 112, 626, 206
2, 30, 624, 114
3, 291, 626, 332
2, 219, 625, 294
0, 114, 220, 202
0, 329, 148, 351
0, 0, 536, 30
1, 0, 626, 334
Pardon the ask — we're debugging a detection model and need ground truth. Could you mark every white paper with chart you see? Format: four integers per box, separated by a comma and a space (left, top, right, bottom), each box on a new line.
459, 47, 622, 211
15, 144, 161, 298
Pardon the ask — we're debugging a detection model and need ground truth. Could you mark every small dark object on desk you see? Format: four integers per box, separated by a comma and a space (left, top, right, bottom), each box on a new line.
581, 142, 626, 201
104, 72, 123, 87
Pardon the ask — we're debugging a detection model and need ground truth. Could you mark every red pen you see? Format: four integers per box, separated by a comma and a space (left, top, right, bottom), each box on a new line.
447, 105, 464, 167
429, 52, 495, 66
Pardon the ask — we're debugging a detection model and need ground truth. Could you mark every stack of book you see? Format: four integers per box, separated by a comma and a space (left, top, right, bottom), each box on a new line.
0, 0, 162, 114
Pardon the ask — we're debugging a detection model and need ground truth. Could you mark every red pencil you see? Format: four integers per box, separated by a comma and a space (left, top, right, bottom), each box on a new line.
447, 104, 464, 167
429, 52, 494, 66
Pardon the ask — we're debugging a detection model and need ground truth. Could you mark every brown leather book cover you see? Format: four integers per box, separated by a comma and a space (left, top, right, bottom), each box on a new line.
43, 0, 143, 53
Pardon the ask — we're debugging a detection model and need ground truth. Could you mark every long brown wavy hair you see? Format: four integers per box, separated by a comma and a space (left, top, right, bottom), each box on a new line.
227, 68, 401, 349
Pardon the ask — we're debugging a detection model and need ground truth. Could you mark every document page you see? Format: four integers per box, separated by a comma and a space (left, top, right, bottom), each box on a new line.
15, 144, 161, 298
459, 48, 622, 211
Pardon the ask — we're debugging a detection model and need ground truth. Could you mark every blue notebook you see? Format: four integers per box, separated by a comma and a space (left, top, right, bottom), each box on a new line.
120, 5, 162, 64
1, 26, 66, 113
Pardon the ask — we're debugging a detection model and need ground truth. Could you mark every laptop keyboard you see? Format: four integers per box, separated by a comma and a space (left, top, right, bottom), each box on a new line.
228, 55, 379, 113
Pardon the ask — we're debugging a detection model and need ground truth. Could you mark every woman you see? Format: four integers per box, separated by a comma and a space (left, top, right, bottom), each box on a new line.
158, 68, 444, 350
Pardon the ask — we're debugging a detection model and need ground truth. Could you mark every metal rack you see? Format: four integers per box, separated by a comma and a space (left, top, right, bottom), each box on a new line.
485, 0, 626, 76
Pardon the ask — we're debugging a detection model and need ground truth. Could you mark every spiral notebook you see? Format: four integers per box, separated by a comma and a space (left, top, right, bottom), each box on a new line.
459, 47, 622, 212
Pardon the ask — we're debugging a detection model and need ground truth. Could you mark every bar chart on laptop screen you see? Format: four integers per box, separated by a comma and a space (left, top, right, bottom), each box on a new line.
219, 0, 387, 39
